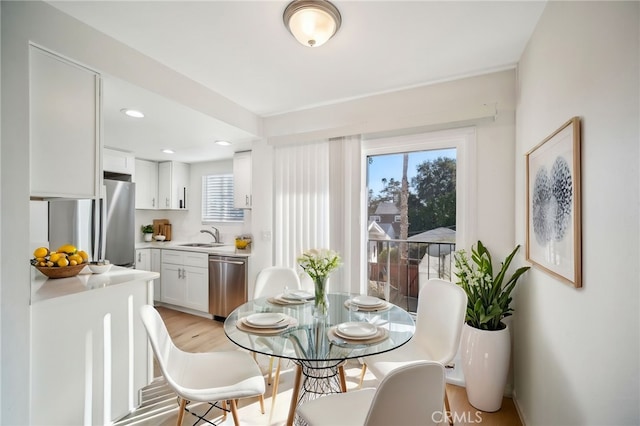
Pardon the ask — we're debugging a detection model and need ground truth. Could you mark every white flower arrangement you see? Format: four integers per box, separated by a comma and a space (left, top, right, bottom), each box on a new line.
297, 249, 341, 281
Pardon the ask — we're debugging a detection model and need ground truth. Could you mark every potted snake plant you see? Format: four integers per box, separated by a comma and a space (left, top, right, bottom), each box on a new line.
453, 241, 530, 412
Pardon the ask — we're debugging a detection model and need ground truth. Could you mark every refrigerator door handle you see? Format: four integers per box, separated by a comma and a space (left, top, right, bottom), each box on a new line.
91, 198, 106, 262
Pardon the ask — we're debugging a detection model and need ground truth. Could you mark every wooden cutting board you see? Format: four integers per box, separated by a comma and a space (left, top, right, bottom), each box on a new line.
153, 219, 171, 241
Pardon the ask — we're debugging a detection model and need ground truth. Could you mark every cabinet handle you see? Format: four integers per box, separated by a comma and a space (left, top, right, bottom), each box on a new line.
178, 268, 182, 279
182, 268, 187, 279
166, 198, 169, 208
246, 195, 249, 206
152, 197, 155, 207
137, 252, 141, 262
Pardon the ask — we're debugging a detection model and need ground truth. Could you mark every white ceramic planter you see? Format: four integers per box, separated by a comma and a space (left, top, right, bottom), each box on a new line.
460, 322, 510, 412
144, 233, 153, 242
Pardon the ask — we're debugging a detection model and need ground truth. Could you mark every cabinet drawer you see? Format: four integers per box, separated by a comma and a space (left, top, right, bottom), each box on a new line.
183, 252, 208, 268
161, 249, 208, 268
161, 250, 184, 265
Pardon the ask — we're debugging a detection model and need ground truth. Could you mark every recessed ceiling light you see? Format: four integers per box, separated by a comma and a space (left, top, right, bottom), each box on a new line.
215, 140, 232, 146
162, 149, 175, 154
120, 108, 144, 118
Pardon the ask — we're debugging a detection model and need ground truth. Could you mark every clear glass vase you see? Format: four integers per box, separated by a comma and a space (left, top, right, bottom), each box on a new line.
313, 275, 329, 317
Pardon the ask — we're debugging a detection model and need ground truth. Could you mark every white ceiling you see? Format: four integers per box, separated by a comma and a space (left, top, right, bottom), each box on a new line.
48, 0, 546, 163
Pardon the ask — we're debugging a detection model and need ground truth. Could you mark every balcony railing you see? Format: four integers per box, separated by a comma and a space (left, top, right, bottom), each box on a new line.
367, 238, 456, 313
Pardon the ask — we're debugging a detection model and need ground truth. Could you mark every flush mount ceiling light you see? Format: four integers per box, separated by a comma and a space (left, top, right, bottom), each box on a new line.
283, 0, 341, 48
120, 108, 144, 118
215, 140, 232, 146
162, 149, 175, 154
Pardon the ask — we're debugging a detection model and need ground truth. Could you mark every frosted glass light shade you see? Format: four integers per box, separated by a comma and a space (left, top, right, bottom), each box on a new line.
284, 0, 341, 48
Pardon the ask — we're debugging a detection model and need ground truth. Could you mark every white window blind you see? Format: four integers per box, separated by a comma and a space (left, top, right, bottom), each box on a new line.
201, 174, 244, 223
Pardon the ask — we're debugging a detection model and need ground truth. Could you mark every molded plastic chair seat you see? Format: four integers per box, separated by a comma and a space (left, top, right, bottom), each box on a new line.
298, 361, 445, 426
139, 305, 265, 426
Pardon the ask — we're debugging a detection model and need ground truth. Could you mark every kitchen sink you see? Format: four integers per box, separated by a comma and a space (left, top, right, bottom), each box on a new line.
178, 242, 225, 248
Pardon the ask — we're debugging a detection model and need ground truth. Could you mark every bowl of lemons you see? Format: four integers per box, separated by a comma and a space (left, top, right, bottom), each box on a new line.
31, 244, 89, 279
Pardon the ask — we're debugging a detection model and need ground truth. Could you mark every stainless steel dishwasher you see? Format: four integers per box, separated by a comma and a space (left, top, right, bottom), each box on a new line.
208, 255, 247, 320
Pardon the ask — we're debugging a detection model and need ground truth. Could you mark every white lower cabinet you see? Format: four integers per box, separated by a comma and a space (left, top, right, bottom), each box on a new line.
161, 250, 209, 313
136, 248, 162, 302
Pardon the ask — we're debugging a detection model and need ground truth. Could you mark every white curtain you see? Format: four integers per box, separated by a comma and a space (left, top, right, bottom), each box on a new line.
273, 135, 363, 293
273, 140, 331, 268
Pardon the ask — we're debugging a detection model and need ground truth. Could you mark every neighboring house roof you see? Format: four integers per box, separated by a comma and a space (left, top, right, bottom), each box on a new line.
374, 202, 400, 215
378, 223, 397, 239
368, 221, 390, 240
408, 227, 456, 243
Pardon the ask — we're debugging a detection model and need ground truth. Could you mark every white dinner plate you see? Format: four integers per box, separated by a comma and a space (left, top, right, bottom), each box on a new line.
282, 290, 314, 301
336, 322, 378, 339
351, 295, 384, 307
245, 313, 288, 328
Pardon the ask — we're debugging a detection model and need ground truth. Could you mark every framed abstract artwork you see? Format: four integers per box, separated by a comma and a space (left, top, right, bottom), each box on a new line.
525, 117, 582, 288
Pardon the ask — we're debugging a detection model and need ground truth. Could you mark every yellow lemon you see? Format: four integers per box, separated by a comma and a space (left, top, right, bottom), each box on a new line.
49, 253, 63, 263
57, 257, 69, 267
46, 261, 54, 267
69, 260, 78, 266
77, 250, 89, 263
33, 247, 49, 258
69, 254, 82, 265
57, 244, 77, 255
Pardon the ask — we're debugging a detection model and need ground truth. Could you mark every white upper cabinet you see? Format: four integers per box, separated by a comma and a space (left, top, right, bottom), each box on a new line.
158, 161, 189, 210
135, 159, 159, 209
104, 148, 135, 176
233, 151, 252, 208
29, 46, 101, 199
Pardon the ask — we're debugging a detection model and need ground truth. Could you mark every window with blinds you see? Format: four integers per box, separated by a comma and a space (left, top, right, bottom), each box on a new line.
201, 174, 244, 223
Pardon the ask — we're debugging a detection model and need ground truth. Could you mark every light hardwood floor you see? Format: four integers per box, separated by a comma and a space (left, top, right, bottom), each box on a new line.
124, 306, 522, 426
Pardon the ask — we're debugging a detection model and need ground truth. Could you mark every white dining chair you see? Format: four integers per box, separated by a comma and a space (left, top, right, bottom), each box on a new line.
359, 278, 467, 423
297, 360, 446, 426
139, 305, 265, 426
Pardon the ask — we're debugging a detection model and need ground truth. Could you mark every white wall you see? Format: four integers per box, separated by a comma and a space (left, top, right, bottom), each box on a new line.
1, 2, 260, 423
514, 2, 639, 425
261, 70, 519, 293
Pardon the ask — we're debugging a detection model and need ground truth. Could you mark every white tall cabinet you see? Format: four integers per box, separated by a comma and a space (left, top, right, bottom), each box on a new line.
29, 45, 101, 199
158, 161, 189, 210
135, 159, 159, 209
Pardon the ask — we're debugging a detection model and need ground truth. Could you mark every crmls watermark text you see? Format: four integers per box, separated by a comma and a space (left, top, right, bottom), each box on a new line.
432, 410, 484, 424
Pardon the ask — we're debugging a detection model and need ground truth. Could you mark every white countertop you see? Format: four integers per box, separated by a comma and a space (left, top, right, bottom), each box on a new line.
135, 240, 251, 257
31, 265, 160, 305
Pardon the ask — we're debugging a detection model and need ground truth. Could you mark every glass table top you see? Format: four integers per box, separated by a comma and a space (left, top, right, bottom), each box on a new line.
224, 293, 416, 362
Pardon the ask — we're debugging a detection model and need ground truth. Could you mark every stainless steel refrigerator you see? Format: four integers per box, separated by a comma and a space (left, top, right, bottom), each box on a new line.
49, 179, 136, 267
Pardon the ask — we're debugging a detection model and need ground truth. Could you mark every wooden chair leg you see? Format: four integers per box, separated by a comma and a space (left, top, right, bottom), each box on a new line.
270, 358, 282, 414
267, 356, 274, 385
222, 400, 228, 421
176, 397, 187, 426
286, 364, 303, 426
444, 390, 453, 425
259, 394, 265, 414
230, 399, 240, 426
358, 363, 367, 388
338, 364, 347, 392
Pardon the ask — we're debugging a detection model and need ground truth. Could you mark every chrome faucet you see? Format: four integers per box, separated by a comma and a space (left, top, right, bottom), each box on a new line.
201, 226, 219, 243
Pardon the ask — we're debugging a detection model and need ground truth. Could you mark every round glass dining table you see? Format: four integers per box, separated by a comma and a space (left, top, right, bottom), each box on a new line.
223, 292, 415, 426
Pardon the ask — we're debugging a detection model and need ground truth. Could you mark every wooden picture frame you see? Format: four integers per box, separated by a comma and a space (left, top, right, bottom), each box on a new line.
525, 117, 582, 288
